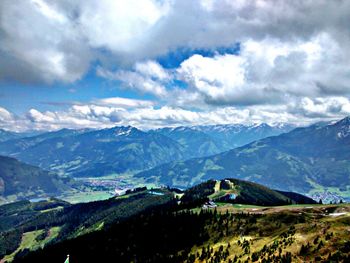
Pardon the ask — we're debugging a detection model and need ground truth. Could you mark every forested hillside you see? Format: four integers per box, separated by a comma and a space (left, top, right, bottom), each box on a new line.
0, 156, 71, 202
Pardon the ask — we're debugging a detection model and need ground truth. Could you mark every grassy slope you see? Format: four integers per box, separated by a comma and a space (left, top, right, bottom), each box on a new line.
188, 204, 350, 262
3, 227, 61, 262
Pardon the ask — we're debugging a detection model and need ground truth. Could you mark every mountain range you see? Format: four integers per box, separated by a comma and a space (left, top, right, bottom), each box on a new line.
136, 117, 350, 198
0, 129, 41, 143
0, 123, 293, 178
0, 126, 186, 177
152, 123, 294, 158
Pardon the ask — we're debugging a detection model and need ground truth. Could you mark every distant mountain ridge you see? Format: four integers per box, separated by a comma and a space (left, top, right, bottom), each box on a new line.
136, 116, 350, 198
0, 126, 186, 177
0, 128, 90, 154
152, 127, 222, 158
0, 129, 22, 143
192, 122, 295, 149
0, 129, 42, 143
152, 123, 295, 158
0, 123, 294, 178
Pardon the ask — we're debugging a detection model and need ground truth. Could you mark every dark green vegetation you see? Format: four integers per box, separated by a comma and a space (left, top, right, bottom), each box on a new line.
0, 199, 70, 232
180, 179, 316, 207
0, 189, 174, 261
0, 198, 69, 258
275, 190, 318, 205
137, 117, 350, 199
1, 119, 350, 261
0, 156, 72, 202
13, 206, 209, 263
0, 179, 318, 262
5, 189, 350, 263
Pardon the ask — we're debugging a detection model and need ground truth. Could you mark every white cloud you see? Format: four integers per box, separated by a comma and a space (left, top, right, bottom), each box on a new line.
134, 61, 170, 81
77, 0, 170, 54
32, 0, 67, 23
0, 107, 27, 132
0, 107, 13, 121
100, 33, 350, 109
1, 0, 350, 128
27, 109, 56, 123
0, 0, 91, 83
289, 97, 350, 119
176, 33, 350, 106
93, 97, 154, 108
2, 0, 350, 84
1, 95, 350, 132
97, 63, 168, 97
177, 54, 246, 102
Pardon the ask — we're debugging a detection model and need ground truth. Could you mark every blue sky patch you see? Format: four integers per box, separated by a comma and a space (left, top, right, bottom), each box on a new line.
157, 43, 240, 69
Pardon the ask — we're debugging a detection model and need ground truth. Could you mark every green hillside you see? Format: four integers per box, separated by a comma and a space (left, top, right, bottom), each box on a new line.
0, 179, 319, 262
0, 188, 174, 261
180, 179, 316, 207
0, 156, 71, 203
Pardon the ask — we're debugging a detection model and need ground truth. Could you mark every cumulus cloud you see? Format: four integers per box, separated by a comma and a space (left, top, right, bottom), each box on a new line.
1, 95, 350, 132
0, 0, 91, 83
174, 34, 350, 106
97, 62, 169, 97
1, 0, 350, 128
2, 0, 350, 84
0, 107, 27, 131
101, 33, 350, 109
77, 0, 170, 54
92, 97, 154, 108
0, 107, 13, 121
289, 97, 350, 119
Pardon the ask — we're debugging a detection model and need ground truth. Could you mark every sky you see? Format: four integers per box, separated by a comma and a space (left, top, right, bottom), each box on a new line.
1, 0, 350, 131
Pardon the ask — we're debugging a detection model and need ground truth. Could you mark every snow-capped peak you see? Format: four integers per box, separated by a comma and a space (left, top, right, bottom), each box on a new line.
112, 126, 135, 136
335, 116, 350, 139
